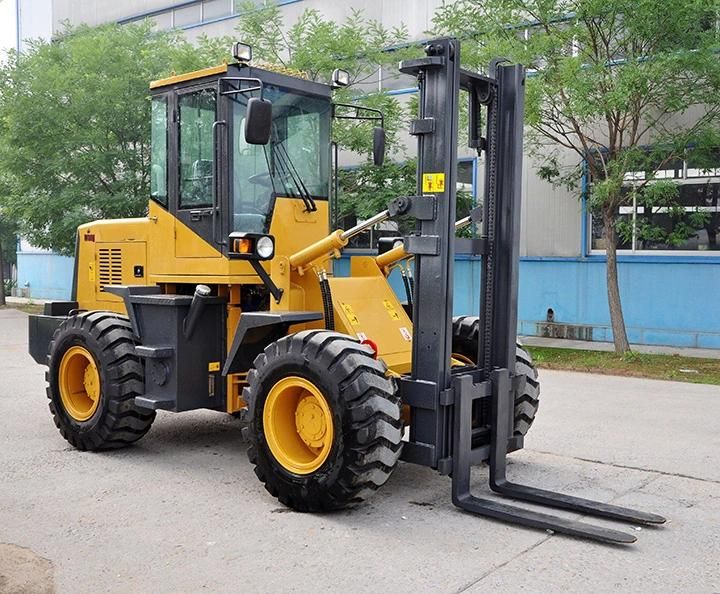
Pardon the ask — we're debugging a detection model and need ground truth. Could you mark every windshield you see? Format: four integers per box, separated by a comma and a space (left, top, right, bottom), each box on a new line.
231, 84, 331, 233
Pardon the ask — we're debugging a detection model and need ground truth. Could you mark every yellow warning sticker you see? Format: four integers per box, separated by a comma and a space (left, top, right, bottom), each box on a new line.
88, 262, 96, 283
422, 172, 446, 193
208, 361, 221, 372
341, 302, 361, 326
382, 299, 401, 321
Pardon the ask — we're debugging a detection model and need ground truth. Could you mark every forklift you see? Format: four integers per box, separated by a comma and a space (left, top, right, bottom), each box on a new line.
28, 37, 664, 543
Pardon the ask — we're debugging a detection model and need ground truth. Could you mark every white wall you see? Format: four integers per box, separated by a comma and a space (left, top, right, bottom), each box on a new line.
19, 0, 52, 46
0, 0, 18, 54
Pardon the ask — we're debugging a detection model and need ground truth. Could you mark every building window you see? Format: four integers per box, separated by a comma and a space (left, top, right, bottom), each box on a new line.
173, 4, 202, 28
204, 0, 233, 20
121, 1, 301, 31
589, 150, 720, 253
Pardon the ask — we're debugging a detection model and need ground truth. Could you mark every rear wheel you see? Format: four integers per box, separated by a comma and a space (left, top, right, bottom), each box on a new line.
451, 316, 540, 440
244, 330, 403, 511
47, 312, 155, 451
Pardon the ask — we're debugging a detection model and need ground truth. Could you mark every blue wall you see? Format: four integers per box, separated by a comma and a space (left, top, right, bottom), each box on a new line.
19, 251, 719, 348
16, 252, 74, 300
517, 256, 720, 349
337, 253, 720, 349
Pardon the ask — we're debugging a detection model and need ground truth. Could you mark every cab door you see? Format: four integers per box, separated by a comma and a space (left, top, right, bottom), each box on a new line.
175, 84, 227, 258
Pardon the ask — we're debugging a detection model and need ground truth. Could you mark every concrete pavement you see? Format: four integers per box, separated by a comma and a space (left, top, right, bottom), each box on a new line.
1, 307, 719, 593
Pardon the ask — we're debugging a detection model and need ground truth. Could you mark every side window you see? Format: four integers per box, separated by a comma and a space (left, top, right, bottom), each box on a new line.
179, 88, 216, 208
150, 97, 168, 206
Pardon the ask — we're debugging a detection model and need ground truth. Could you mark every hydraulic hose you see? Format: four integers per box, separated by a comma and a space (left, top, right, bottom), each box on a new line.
400, 267, 413, 312
318, 270, 335, 331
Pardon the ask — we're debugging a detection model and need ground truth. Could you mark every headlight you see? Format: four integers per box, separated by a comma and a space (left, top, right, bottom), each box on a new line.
228, 232, 275, 260
256, 235, 274, 259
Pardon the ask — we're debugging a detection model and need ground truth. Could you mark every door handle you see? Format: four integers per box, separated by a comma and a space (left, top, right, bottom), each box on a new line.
189, 209, 212, 222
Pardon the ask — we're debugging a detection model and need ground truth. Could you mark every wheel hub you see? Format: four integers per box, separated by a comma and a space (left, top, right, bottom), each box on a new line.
58, 345, 101, 422
83, 365, 99, 402
295, 396, 327, 449
263, 376, 334, 475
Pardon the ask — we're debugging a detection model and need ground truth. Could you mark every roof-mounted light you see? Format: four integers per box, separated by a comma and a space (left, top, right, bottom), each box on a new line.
232, 42, 253, 63
331, 68, 350, 88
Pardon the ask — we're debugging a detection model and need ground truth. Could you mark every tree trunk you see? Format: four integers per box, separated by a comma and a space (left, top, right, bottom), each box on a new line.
603, 211, 630, 353
0, 239, 6, 307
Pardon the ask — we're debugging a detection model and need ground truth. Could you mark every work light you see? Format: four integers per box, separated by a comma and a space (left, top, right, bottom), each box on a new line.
232, 42, 252, 63
331, 68, 350, 87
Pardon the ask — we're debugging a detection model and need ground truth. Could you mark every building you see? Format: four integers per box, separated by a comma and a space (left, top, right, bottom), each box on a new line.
6, 0, 720, 348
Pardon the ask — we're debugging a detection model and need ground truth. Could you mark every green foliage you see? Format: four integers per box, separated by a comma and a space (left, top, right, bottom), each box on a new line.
0, 22, 231, 254
434, 0, 720, 240
235, 2, 418, 178
338, 160, 417, 221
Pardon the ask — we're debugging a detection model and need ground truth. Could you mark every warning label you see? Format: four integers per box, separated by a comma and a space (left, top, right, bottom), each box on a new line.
382, 299, 401, 320
422, 172, 446, 193
399, 327, 412, 342
341, 302, 360, 326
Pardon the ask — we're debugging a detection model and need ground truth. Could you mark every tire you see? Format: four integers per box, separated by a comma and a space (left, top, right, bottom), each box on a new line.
47, 311, 155, 451
451, 315, 540, 438
244, 330, 403, 511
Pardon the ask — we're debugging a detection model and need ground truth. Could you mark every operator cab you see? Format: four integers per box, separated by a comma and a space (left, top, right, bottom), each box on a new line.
149, 58, 332, 259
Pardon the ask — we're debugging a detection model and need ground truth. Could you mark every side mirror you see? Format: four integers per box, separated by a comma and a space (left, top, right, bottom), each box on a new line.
245, 97, 272, 145
373, 127, 385, 166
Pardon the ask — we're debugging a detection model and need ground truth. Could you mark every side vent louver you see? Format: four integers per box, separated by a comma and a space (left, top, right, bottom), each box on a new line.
98, 248, 123, 291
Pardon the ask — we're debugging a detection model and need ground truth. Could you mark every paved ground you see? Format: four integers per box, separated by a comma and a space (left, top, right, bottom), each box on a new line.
1, 307, 719, 594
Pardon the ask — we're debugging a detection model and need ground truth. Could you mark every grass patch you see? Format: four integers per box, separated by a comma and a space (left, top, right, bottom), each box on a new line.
0, 303, 44, 315
527, 346, 720, 386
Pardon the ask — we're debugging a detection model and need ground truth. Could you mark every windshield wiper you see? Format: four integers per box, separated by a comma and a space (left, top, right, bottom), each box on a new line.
263, 145, 299, 200
272, 141, 317, 212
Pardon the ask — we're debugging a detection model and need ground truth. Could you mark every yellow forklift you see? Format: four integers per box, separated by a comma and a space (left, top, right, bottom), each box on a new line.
28, 38, 664, 542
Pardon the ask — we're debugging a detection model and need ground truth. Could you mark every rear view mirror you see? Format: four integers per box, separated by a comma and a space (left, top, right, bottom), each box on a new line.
373, 127, 385, 166
245, 97, 272, 145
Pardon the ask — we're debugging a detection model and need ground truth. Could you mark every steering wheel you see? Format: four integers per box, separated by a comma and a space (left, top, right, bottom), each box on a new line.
248, 172, 273, 187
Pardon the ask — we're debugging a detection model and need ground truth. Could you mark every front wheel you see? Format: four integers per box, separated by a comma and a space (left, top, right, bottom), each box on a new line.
244, 330, 403, 511
47, 312, 155, 451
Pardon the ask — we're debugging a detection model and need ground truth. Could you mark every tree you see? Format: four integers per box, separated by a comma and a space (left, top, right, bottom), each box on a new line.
434, 0, 720, 352
0, 22, 231, 255
0, 213, 17, 305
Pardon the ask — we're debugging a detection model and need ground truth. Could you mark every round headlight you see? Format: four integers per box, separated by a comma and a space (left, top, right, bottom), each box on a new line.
256, 236, 274, 259
392, 239, 404, 250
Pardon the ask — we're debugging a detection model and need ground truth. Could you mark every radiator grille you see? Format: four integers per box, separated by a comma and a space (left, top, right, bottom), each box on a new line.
98, 248, 122, 290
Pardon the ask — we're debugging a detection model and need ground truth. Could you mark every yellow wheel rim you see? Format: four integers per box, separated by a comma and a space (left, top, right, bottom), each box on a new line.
58, 345, 101, 422
451, 352, 475, 367
263, 376, 334, 475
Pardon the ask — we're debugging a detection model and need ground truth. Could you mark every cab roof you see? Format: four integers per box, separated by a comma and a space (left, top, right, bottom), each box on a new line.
149, 62, 332, 99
